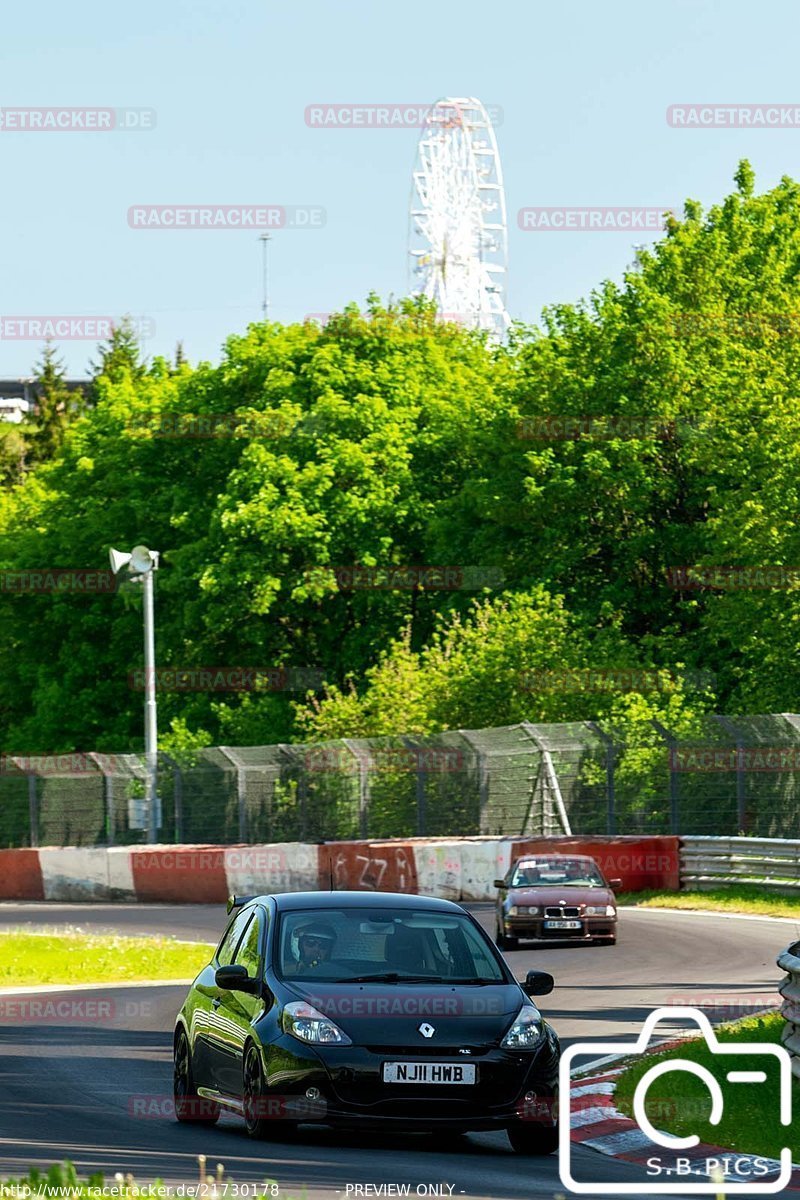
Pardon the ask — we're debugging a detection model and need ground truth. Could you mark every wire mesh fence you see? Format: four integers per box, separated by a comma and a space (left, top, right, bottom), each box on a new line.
3, 713, 800, 848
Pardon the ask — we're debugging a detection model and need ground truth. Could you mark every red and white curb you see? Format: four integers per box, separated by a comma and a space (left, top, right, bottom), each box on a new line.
569, 1065, 800, 1189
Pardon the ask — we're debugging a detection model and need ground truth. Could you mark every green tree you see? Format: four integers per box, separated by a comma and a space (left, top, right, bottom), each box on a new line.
297, 588, 707, 739
0, 299, 512, 752
0, 422, 28, 488
436, 162, 800, 711
89, 317, 146, 390
28, 343, 79, 465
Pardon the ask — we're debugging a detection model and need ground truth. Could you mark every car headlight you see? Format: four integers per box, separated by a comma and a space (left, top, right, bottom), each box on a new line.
585, 905, 616, 916
507, 905, 519, 916
501, 1005, 545, 1049
507, 905, 538, 915
282, 1001, 352, 1045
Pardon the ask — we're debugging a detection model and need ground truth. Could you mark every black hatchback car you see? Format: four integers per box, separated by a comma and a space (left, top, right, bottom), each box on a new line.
173, 890, 560, 1154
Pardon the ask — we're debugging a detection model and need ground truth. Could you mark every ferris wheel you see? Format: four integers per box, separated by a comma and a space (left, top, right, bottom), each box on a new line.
409, 97, 510, 339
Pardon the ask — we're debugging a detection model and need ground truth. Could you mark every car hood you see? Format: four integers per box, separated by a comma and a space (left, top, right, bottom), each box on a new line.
281, 980, 526, 1047
507, 886, 613, 906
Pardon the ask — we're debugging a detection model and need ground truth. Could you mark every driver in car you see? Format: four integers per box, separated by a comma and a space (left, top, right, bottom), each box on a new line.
292, 921, 337, 974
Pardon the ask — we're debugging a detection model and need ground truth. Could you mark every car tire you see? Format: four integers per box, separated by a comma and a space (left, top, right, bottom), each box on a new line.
495, 925, 519, 951
507, 1122, 559, 1155
174, 1029, 220, 1124
243, 1043, 297, 1140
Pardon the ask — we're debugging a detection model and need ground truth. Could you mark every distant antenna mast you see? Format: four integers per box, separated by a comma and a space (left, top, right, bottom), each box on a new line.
259, 233, 272, 320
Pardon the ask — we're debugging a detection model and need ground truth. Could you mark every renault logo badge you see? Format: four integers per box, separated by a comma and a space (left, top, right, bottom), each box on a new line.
419, 1022, 435, 1038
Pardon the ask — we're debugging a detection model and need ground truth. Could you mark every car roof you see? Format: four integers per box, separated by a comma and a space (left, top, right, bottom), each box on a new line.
259, 891, 466, 912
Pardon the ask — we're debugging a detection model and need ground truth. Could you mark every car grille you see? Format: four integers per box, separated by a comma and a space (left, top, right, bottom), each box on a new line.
544, 906, 580, 918
365, 1044, 491, 1056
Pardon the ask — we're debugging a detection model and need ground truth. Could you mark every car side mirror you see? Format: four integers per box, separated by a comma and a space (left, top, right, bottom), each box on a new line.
609, 878, 623, 890
521, 969, 554, 997
215, 963, 260, 994
494, 878, 508, 889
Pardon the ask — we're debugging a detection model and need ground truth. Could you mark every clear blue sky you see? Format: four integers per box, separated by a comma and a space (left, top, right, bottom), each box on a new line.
1, 0, 798, 377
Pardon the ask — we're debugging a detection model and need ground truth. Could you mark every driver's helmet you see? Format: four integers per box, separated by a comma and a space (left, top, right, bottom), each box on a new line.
296, 920, 336, 956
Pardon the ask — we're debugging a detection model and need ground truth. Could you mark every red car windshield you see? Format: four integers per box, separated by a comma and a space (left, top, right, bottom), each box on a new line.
510, 860, 605, 888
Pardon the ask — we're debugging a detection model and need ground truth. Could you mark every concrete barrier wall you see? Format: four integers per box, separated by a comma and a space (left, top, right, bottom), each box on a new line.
0, 835, 679, 903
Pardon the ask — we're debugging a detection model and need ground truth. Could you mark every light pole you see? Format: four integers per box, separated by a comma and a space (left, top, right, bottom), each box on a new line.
109, 543, 160, 842
259, 233, 272, 320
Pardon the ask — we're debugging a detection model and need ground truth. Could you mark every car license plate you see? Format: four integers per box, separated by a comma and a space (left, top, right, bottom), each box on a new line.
544, 919, 582, 929
383, 1062, 476, 1085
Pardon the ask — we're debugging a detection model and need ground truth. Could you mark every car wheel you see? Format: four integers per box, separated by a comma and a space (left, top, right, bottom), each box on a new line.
495, 924, 518, 951
507, 1122, 559, 1155
174, 1029, 220, 1124
243, 1043, 297, 1140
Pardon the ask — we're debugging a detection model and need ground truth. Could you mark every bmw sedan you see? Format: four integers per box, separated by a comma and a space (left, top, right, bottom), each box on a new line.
174, 890, 560, 1154
495, 854, 620, 948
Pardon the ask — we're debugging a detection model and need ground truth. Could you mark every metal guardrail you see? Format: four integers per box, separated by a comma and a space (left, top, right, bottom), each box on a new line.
681, 835, 800, 891
778, 942, 800, 1079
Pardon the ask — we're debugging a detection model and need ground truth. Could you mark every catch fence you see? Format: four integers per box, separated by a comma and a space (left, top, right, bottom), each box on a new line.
3, 712, 800, 848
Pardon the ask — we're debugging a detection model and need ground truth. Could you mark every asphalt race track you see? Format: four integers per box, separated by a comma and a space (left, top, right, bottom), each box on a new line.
0, 901, 794, 1200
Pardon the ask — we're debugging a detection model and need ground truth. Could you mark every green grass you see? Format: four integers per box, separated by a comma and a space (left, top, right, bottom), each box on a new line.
619, 885, 800, 920
0, 928, 214, 986
614, 1013, 799, 1162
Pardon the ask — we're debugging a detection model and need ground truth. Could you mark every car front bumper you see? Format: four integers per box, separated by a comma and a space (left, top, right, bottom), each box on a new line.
261, 1028, 560, 1130
503, 915, 616, 941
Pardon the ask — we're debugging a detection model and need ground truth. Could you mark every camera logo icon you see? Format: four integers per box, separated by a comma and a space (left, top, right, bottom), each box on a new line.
559, 1006, 793, 1194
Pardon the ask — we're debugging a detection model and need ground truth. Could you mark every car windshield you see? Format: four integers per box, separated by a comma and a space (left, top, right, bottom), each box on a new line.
275, 907, 506, 983
510, 859, 605, 888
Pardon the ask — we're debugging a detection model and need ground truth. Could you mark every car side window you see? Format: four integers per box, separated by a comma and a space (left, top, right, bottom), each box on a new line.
216, 908, 253, 967
234, 910, 263, 978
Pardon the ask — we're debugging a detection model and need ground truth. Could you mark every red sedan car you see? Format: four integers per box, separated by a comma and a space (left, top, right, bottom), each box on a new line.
494, 854, 621, 948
